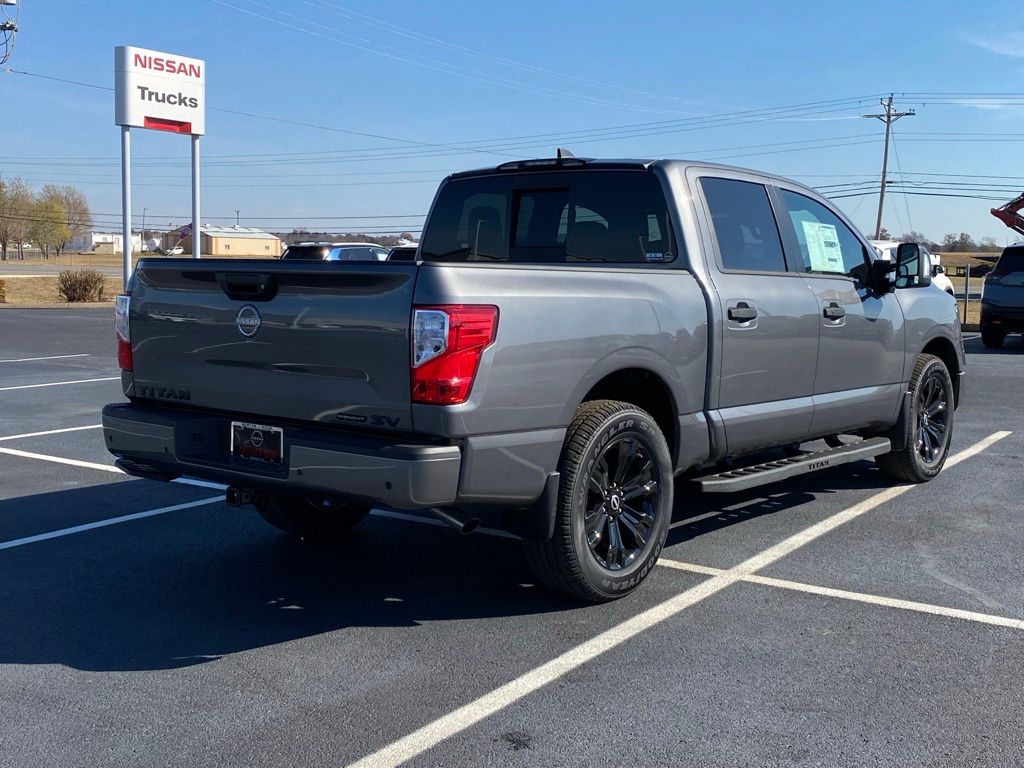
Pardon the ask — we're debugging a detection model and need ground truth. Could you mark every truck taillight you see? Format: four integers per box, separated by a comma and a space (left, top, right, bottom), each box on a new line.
115, 293, 132, 371
412, 305, 497, 405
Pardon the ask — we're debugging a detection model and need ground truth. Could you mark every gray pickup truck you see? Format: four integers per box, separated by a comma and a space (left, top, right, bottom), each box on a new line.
103, 157, 964, 601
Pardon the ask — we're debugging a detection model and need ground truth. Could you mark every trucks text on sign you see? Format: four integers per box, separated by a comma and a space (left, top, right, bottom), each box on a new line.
115, 46, 205, 135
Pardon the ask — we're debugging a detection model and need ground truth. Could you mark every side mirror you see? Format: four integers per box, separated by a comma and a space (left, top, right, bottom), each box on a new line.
870, 259, 895, 292
932, 264, 944, 276
895, 242, 932, 288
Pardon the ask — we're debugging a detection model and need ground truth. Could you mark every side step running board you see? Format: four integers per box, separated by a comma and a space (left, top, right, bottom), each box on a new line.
692, 437, 891, 493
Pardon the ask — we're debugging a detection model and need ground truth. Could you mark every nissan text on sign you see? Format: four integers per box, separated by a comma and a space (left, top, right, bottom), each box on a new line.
115, 45, 205, 135
114, 45, 206, 280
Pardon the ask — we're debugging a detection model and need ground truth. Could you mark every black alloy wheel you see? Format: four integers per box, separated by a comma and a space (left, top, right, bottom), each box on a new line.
584, 436, 661, 571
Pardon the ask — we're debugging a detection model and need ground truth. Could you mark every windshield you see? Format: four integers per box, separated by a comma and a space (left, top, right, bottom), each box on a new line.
421, 170, 676, 265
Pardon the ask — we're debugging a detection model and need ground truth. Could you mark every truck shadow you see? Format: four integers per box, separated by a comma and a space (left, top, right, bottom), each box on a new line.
964, 335, 1023, 355
0, 482, 569, 673
666, 458, 890, 546
0, 461, 893, 673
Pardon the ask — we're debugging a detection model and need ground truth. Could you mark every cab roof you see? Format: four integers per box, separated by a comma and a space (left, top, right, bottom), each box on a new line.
448, 156, 807, 190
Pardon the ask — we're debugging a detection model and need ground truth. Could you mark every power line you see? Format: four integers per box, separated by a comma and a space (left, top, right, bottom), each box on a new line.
306, 0, 687, 104
0, 0, 18, 66
213, 0, 697, 116
889, 127, 915, 233
1, 68, 887, 167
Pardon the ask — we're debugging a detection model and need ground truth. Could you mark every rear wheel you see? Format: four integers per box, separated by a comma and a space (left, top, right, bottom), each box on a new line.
524, 400, 673, 602
981, 327, 1006, 349
876, 354, 954, 483
255, 493, 370, 540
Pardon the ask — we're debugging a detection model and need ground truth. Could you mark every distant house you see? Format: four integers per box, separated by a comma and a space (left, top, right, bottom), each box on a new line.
67, 231, 143, 254
161, 225, 281, 257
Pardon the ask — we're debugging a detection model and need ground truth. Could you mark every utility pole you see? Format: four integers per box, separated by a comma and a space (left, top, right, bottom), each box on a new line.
863, 94, 915, 239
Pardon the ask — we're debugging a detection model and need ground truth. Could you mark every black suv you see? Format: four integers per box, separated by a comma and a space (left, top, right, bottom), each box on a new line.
981, 245, 1024, 348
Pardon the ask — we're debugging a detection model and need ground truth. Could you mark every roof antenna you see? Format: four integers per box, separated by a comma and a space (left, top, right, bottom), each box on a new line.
556, 147, 575, 159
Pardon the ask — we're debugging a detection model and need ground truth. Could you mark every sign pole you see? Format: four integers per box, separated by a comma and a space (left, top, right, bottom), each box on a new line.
191, 134, 201, 258
120, 125, 132, 286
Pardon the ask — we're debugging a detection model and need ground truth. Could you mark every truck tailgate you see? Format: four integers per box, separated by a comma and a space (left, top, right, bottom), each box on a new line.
127, 259, 417, 431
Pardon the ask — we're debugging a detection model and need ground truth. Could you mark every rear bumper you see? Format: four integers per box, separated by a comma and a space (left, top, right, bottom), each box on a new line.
981, 303, 1024, 332
102, 403, 564, 510
102, 403, 461, 510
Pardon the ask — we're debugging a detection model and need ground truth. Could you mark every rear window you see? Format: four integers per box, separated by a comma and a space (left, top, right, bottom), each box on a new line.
329, 246, 389, 261
420, 170, 677, 265
281, 245, 330, 260
996, 246, 1024, 273
388, 247, 417, 261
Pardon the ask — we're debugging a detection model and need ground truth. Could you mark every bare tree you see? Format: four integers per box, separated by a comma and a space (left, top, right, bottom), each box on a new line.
0, 176, 32, 261
40, 185, 92, 256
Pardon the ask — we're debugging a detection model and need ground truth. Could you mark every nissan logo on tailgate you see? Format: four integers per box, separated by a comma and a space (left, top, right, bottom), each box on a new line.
235, 305, 262, 337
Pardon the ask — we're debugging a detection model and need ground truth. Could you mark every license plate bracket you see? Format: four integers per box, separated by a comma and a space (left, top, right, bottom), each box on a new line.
230, 421, 284, 464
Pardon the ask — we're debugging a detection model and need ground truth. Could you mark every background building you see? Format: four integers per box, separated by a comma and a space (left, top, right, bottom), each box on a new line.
161, 225, 281, 257
67, 231, 143, 254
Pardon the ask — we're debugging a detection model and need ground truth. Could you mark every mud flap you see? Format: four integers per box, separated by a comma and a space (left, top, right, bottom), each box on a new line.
504, 472, 560, 540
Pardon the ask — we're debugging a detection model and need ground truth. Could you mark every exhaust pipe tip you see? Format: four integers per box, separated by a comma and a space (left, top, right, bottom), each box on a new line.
429, 507, 480, 535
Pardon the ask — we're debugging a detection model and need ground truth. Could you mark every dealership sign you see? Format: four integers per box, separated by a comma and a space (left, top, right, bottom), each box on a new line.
115, 46, 205, 135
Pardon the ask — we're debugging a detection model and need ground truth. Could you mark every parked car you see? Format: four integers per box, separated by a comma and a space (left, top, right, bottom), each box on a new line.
387, 246, 417, 261
870, 240, 955, 295
103, 157, 964, 602
980, 244, 1024, 348
280, 242, 390, 262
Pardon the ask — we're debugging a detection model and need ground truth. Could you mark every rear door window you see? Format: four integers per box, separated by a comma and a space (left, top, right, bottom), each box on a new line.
998, 248, 1024, 272
421, 170, 676, 265
699, 177, 787, 272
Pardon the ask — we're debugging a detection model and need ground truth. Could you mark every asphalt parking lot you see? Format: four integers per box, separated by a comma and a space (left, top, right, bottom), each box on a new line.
1, 307, 1022, 768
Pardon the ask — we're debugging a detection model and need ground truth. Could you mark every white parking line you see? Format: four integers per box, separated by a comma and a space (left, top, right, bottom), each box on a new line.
0, 446, 120, 473
0, 353, 90, 363
657, 559, 1024, 631
0, 497, 223, 551
0, 446, 225, 491
0, 376, 119, 392
345, 430, 1012, 768
0, 424, 103, 442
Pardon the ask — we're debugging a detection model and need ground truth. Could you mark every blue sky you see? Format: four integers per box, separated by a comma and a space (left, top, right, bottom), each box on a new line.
2, 0, 1024, 243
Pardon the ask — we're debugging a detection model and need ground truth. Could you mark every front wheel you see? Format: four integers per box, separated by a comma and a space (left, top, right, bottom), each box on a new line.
255, 493, 370, 540
876, 354, 954, 483
524, 400, 674, 602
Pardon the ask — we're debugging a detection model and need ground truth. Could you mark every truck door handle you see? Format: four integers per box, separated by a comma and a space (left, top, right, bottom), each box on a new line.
727, 303, 758, 322
823, 302, 846, 320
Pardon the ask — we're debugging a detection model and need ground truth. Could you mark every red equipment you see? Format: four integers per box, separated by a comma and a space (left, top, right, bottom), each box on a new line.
991, 193, 1024, 238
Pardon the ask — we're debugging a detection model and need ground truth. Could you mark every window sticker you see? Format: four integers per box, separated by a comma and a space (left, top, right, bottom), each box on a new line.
801, 220, 843, 272
645, 252, 667, 262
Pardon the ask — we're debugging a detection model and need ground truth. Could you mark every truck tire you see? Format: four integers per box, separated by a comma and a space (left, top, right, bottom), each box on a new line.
255, 493, 370, 540
981, 327, 1005, 349
524, 400, 673, 602
876, 354, 954, 483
